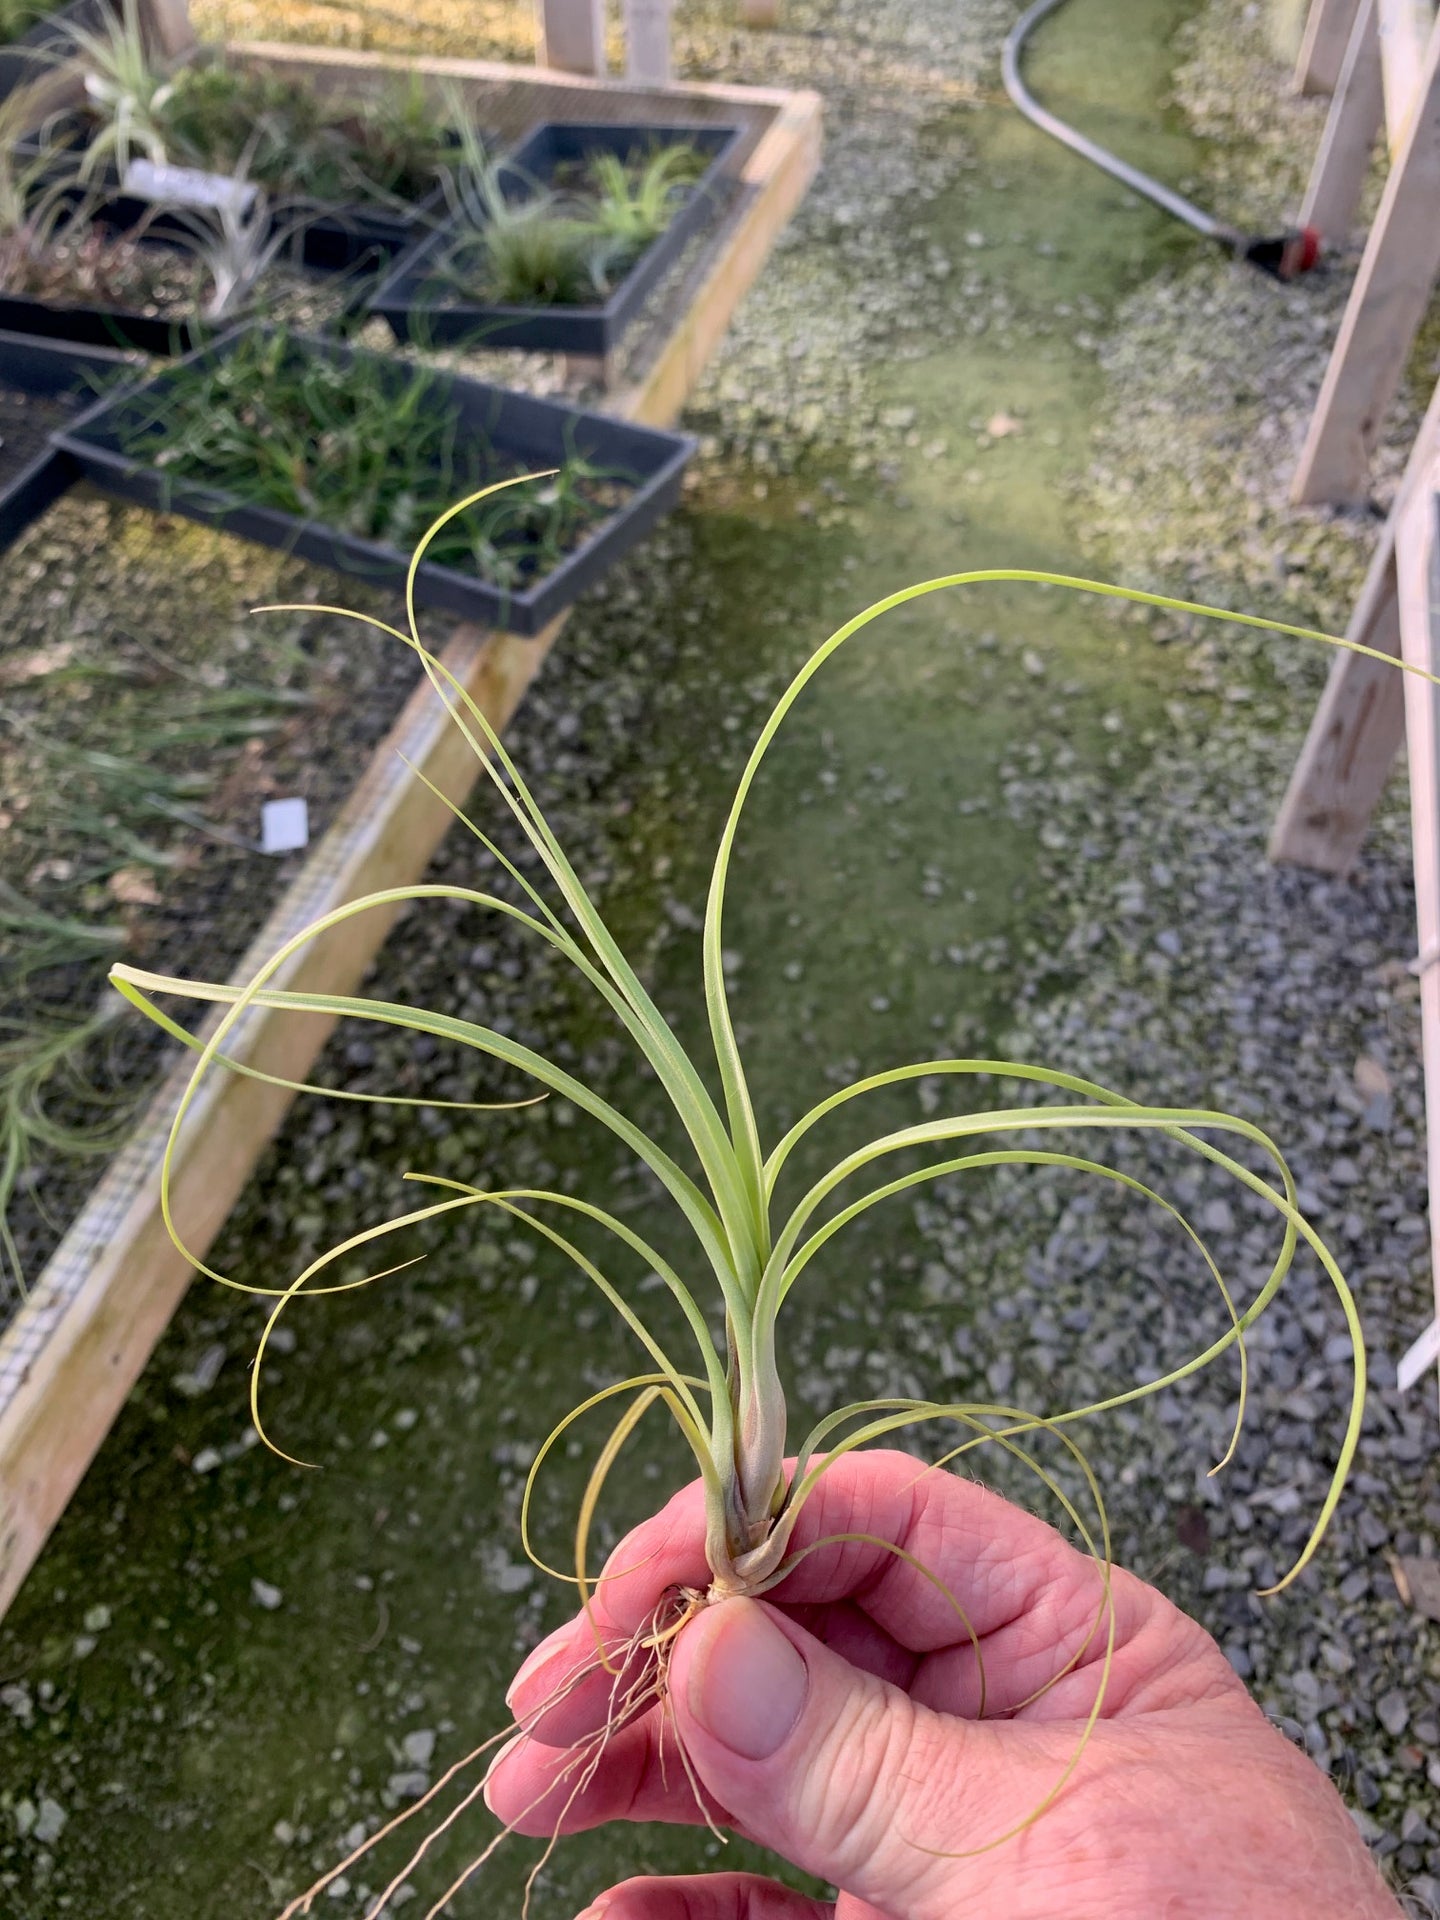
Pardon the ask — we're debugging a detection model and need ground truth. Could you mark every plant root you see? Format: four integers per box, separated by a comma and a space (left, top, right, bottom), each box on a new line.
274, 1588, 713, 1920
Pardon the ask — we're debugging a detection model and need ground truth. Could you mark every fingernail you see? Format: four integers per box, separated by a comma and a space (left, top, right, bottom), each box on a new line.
574, 1907, 609, 1920
505, 1621, 575, 1708
479, 1729, 525, 1815
687, 1599, 807, 1760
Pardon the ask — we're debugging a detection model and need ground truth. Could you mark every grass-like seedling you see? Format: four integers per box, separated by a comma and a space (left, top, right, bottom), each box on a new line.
0, 998, 131, 1305
108, 492, 1432, 1913
112, 329, 627, 587
0, 647, 315, 1301
445, 190, 615, 308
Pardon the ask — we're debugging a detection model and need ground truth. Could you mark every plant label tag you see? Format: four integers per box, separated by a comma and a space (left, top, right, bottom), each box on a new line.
261, 797, 309, 855
1397, 1316, 1440, 1394
122, 158, 258, 218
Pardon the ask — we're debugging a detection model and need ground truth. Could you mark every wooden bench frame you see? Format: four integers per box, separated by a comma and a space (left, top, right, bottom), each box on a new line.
1271, 382, 1440, 1403
1291, 0, 1440, 507
536, 0, 780, 83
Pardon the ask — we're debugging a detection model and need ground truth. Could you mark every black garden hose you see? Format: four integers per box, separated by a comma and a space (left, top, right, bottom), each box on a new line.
1002, 0, 1321, 279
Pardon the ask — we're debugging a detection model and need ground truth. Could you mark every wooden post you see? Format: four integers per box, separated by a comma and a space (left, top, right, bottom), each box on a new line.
1271, 372, 1440, 869
1267, 551, 1405, 870
1299, 0, 1384, 239
536, 0, 607, 75
144, 0, 197, 58
1378, 0, 1435, 148
1296, 0, 1364, 90
1291, 12, 1440, 505
1394, 454, 1440, 1412
625, 0, 671, 83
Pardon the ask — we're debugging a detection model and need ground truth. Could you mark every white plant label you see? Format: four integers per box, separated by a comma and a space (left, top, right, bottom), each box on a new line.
122, 158, 257, 218
261, 797, 310, 856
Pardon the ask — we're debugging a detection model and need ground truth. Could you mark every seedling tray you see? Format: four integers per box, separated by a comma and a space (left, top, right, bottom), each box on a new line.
0, 326, 134, 552
0, 0, 107, 102
54, 323, 696, 634
369, 120, 742, 356
18, 113, 450, 276
0, 199, 382, 357
0, 282, 205, 357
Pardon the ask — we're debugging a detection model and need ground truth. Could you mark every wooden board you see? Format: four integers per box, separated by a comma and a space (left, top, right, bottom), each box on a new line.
0, 48, 821, 1621
1300, 0, 1384, 240
1296, 0, 1365, 92
625, 0, 673, 84
1291, 11, 1440, 506
536, 0, 606, 76
1394, 453, 1440, 1408
145, 0, 197, 58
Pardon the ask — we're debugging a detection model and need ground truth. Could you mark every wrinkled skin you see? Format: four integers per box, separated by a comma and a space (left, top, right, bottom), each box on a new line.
489, 1451, 1401, 1920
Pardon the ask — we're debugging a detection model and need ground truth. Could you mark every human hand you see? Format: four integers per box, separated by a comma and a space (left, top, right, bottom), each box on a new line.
487, 1449, 1401, 1920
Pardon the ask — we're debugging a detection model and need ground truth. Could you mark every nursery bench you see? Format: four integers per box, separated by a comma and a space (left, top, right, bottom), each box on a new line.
0, 29, 820, 1622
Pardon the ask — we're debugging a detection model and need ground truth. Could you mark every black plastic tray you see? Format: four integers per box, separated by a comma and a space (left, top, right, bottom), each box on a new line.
368, 120, 742, 357
54, 323, 696, 634
0, 327, 136, 552
0, 286, 205, 357
0, 200, 385, 357
0, 0, 106, 101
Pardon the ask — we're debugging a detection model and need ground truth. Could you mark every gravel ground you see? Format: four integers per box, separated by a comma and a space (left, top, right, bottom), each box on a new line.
2, 0, 1439, 1913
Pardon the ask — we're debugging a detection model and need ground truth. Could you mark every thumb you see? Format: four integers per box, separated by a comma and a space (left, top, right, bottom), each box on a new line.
669, 1598, 988, 1916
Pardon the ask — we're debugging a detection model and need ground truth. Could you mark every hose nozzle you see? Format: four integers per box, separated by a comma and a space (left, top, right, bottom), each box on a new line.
1236, 228, 1321, 280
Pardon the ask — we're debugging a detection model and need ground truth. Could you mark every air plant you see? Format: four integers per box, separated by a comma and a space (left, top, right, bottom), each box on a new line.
58, 0, 175, 180
0, 75, 215, 323
37, 24, 469, 217
152, 181, 301, 323
454, 193, 618, 307
587, 142, 708, 259
436, 141, 707, 309
0, 82, 193, 316
106, 488, 1427, 1914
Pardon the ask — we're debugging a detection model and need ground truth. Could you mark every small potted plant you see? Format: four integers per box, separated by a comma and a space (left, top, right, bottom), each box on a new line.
54, 321, 696, 631
370, 120, 742, 356
23, 1, 483, 270
0, 74, 320, 355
